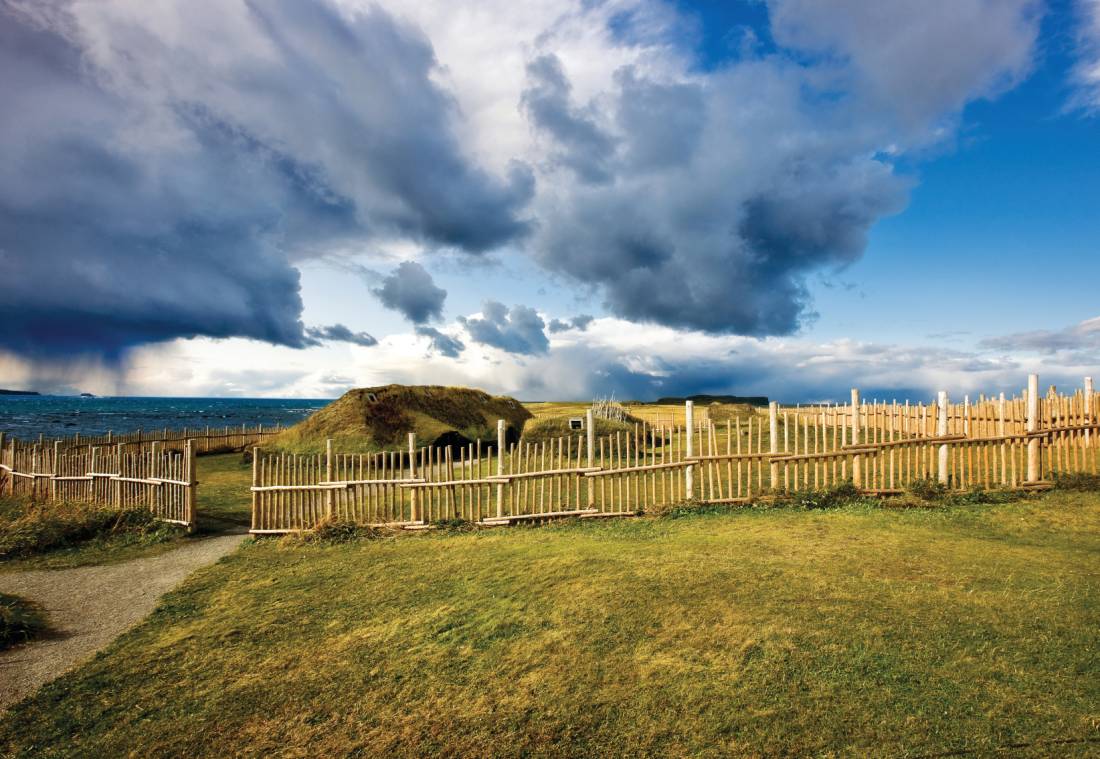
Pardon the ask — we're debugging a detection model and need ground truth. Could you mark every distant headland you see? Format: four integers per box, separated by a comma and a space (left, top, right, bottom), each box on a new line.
0, 389, 40, 396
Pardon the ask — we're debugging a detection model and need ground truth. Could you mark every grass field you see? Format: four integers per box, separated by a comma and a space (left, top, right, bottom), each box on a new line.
196, 452, 253, 527
1, 490, 1096, 757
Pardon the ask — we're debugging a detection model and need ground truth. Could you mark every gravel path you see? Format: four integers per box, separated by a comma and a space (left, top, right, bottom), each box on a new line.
0, 532, 247, 710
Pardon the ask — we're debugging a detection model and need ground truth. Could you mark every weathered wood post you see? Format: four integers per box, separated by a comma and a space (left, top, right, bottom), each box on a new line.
149, 441, 160, 514
325, 438, 334, 520
5, 437, 14, 497
998, 392, 1007, 484
408, 432, 418, 522
251, 446, 259, 532
1085, 377, 1094, 447
586, 409, 595, 508
685, 401, 695, 500
50, 440, 60, 502
1026, 373, 1040, 483
850, 389, 862, 488
937, 391, 949, 485
185, 439, 196, 533
769, 401, 780, 491
89, 446, 98, 503
496, 419, 505, 518
115, 443, 123, 507
963, 395, 970, 437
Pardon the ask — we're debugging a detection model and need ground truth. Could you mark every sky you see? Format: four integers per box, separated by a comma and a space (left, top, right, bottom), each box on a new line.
0, 0, 1098, 403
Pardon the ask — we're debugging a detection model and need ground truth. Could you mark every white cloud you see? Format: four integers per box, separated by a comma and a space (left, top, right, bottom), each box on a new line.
1072, 0, 1100, 111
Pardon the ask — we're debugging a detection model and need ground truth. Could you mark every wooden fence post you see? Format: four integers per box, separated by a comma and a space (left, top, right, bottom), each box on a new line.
325, 438, 334, 520
769, 401, 779, 491
51, 440, 60, 502
89, 446, 98, 503
185, 439, 196, 533
937, 391, 949, 486
999, 392, 1007, 484
251, 446, 259, 532
586, 409, 595, 507
149, 441, 160, 513
5, 437, 13, 497
685, 401, 694, 500
496, 420, 505, 518
850, 389, 861, 488
1085, 376, 1094, 447
1026, 374, 1040, 483
408, 432, 418, 522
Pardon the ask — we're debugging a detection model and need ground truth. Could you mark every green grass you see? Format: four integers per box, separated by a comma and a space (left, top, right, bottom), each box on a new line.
195, 452, 253, 527
0, 592, 48, 650
1, 491, 1097, 756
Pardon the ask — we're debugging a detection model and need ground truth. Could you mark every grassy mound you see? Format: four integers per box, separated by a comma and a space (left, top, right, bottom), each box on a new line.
704, 403, 762, 423
0, 593, 48, 650
520, 414, 640, 446
266, 385, 532, 454
0, 497, 183, 562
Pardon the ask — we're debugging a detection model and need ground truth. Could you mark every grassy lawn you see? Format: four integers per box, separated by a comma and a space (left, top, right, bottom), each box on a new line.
195, 452, 253, 528
1, 492, 1097, 756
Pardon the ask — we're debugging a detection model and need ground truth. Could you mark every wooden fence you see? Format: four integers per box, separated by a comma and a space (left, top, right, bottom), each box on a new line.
0, 437, 197, 529
250, 374, 1100, 533
6, 423, 282, 455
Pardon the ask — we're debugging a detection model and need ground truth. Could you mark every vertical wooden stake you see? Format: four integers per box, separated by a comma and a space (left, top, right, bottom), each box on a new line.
937, 391, 949, 485
999, 392, 1007, 485
496, 420, 505, 518
251, 446, 259, 532
586, 409, 595, 507
186, 440, 197, 533
685, 401, 695, 500
322, 438, 333, 521
769, 401, 779, 491
408, 432, 418, 522
1085, 377, 1094, 447
1026, 374, 1040, 483
51, 440, 60, 502
850, 389, 862, 488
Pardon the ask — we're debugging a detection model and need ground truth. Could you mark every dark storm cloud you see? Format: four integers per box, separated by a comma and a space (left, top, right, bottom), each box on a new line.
372, 262, 447, 324
304, 324, 378, 348
415, 326, 465, 358
526, 55, 908, 336
523, 0, 1037, 337
460, 301, 549, 355
521, 55, 618, 184
0, 0, 531, 360
547, 315, 595, 333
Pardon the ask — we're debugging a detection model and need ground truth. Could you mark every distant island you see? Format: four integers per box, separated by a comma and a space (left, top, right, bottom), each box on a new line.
653, 394, 769, 406
0, 389, 40, 396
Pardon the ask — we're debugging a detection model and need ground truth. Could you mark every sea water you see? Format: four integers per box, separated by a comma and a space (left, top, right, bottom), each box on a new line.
0, 396, 330, 441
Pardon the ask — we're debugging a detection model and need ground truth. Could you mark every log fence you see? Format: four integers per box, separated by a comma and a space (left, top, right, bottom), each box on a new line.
2, 423, 281, 455
249, 374, 1100, 533
0, 436, 197, 529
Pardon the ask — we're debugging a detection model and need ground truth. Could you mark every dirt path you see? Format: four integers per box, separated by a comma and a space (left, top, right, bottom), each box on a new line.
0, 532, 247, 710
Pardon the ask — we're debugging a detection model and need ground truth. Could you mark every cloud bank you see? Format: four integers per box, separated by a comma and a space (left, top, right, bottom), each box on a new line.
0, 0, 530, 360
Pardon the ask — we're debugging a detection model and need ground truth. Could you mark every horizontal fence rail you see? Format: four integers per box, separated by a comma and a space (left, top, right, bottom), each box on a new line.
0, 437, 197, 529
249, 374, 1100, 533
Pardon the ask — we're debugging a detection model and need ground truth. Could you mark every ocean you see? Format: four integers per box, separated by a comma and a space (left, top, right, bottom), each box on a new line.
0, 396, 331, 441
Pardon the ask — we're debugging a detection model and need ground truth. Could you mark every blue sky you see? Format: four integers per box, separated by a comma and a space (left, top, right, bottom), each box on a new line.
1, 0, 1098, 401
